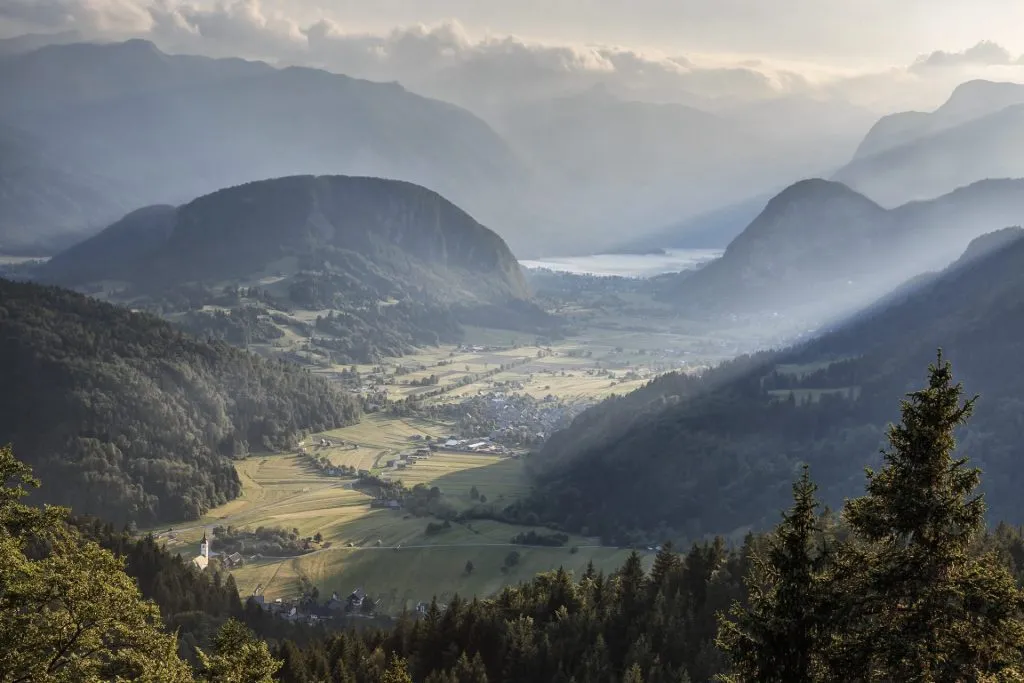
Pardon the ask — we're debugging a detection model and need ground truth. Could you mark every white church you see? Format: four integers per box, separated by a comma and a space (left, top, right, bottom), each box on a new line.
192, 531, 210, 571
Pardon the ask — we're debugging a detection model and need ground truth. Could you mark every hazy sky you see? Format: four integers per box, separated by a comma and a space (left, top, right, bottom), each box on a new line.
274, 0, 1024, 66
2, 0, 1023, 111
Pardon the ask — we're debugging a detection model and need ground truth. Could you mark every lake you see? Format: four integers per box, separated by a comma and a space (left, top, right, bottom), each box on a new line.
519, 248, 722, 278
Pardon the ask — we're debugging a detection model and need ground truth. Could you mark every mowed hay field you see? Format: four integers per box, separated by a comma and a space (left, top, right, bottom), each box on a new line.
165, 447, 632, 613
232, 536, 639, 614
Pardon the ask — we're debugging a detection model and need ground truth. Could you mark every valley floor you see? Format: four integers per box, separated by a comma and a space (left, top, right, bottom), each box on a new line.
155, 305, 781, 614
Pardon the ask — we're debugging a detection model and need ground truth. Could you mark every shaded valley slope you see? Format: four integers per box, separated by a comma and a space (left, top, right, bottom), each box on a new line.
0, 278, 361, 525
526, 228, 1024, 543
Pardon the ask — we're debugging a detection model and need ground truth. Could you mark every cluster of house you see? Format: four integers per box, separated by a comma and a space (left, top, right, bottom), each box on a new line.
441, 392, 587, 449
440, 437, 510, 455
249, 587, 382, 626
383, 447, 433, 471
298, 437, 346, 455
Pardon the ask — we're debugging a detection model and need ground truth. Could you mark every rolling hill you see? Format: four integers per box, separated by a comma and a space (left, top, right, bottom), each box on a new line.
665, 178, 1024, 320
0, 278, 361, 525
0, 40, 530, 253
523, 228, 1024, 544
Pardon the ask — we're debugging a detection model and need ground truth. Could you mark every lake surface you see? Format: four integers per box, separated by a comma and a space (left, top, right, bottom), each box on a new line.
520, 249, 723, 278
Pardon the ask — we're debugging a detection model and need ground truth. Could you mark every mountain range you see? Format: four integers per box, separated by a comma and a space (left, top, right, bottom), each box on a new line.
0, 38, 883, 258
0, 40, 531, 253
524, 226, 1024, 543
664, 177, 1024, 321
833, 80, 1024, 207
493, 87, 869, 252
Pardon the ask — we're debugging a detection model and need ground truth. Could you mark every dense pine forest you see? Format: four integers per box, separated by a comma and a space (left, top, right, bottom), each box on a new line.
0, 279, 361, 524
5, 355, 1024, 681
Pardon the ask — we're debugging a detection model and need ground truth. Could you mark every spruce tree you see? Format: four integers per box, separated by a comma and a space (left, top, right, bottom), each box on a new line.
832, 352, 1024, 681
716, 465, 825, 683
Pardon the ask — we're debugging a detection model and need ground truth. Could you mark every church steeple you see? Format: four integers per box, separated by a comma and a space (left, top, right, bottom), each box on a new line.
200, 531, 209, 559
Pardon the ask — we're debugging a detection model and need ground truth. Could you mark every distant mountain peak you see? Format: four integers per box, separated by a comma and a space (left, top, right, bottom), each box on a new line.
755, 179, 875, 221
849, 78, 1024, 166
937, 79, 1024, 118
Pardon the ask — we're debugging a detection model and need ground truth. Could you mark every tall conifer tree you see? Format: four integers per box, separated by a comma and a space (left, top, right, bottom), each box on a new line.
717, 465, 825, 683
831, 352, 1024, 681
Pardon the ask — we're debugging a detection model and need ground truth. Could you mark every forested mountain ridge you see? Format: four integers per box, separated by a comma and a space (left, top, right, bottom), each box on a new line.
0, 40, 530, 253
0, 278, 360, 524
528, 228, 1024, 544
36, 175, 552, 364
666, 177, 1024, 320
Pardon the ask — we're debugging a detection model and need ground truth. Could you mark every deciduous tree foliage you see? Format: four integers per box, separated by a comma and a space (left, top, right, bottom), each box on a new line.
0, 444, 195, 682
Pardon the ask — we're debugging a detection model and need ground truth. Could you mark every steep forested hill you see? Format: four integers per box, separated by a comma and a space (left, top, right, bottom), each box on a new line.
527, 229, 1024, 543
0, 279, 360, 524
40, 175, 527, 302
667, 178, 1024, 320
36, 175, 554, 363
35, 175, 550, 362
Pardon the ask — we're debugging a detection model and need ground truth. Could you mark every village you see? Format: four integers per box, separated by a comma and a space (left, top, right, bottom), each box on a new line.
160, 336, 713, 617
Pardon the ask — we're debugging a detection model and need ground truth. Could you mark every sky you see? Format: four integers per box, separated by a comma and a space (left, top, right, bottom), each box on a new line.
2, 0, 1024, 111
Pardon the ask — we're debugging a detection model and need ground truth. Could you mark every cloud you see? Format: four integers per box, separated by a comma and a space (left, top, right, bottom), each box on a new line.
4, 0, 1024, 114
0, 0, 152, 32
147, 0, 307, 59
910, 40, 1018, 72
0, 0, 816, 105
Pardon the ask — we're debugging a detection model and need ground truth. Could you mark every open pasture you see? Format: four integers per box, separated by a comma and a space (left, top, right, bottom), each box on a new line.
163, 448, 568, 613
230, 540, 641, 614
